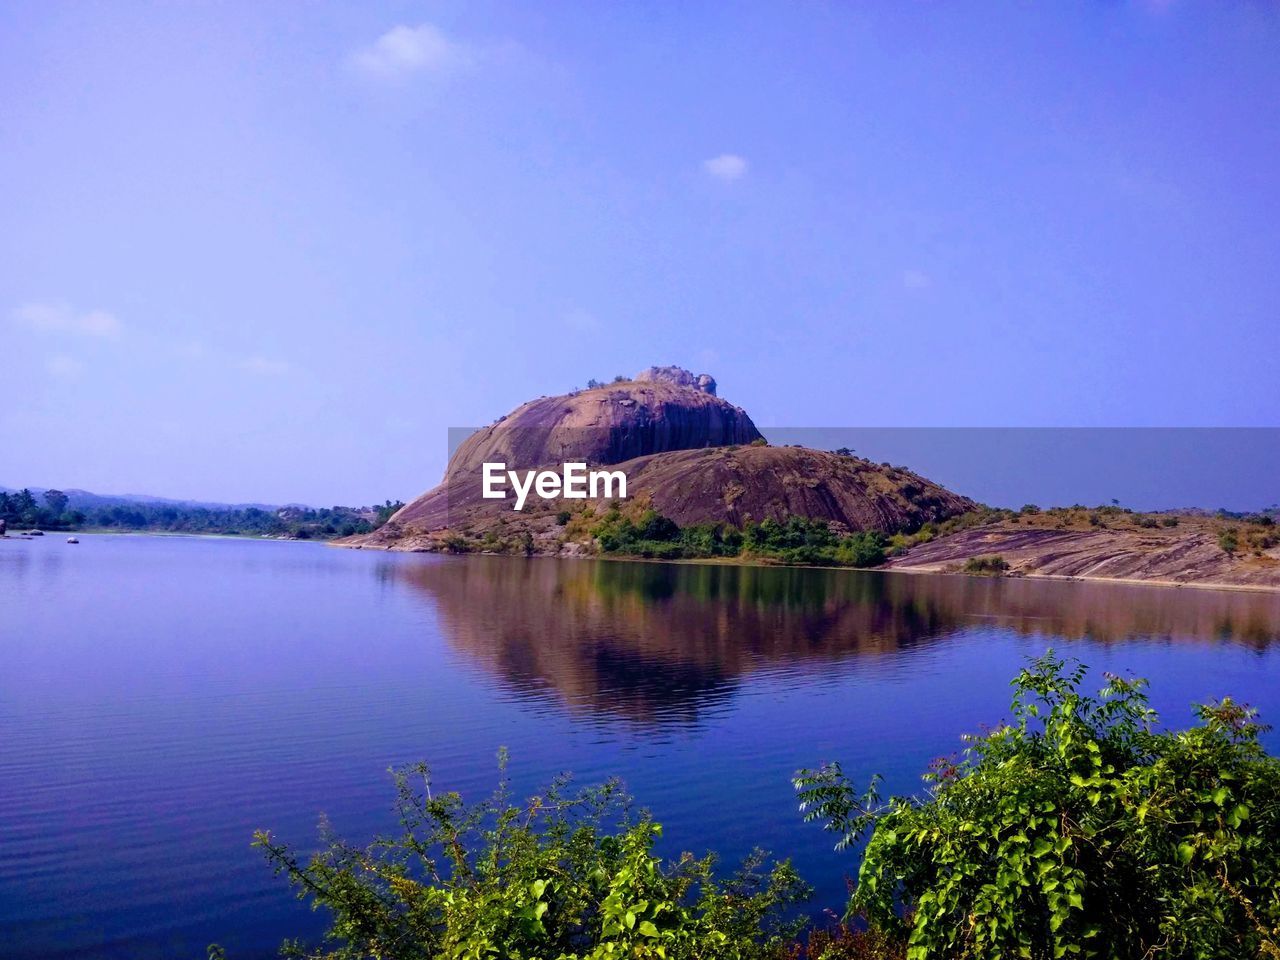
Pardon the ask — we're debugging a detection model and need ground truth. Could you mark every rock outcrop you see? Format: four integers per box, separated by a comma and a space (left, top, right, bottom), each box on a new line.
887, 521, 1280, 590
446, 374, 757, 476
624, 445, 971, 533
634, 366, 717, 395
347, 366, 977, 550
388, 368, 763, 532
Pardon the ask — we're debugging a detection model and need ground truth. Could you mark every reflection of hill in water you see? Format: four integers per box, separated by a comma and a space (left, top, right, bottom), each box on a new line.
898, 575, 1280, 650
394, 557, 1280, 726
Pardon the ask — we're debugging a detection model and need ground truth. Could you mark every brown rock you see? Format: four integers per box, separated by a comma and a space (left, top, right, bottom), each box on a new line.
391, 370, 761, 531
348, 367, 974, 547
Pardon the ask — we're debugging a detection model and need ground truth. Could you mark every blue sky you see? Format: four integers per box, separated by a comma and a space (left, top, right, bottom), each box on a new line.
2, 2, 1278, 505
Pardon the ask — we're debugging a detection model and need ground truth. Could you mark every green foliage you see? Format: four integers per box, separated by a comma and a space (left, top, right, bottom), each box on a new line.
43, 488, 69, 517
590, 510, 886, 568
1220, 527, 1240, 555
790, 918, 906, 960
374, 500, 406, 529
961, 555, 1009, 575
0, 487, 397, 539
253, 755, 810, 960
0, 488, 42, 528
796, 652, 1280, 960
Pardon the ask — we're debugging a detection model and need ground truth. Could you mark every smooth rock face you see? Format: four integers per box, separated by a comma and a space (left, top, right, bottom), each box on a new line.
389, 373, 762, 530
448, 379, 759, 475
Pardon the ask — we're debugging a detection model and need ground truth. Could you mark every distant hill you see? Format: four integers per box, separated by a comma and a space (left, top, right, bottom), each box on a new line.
0, 484, 284, 512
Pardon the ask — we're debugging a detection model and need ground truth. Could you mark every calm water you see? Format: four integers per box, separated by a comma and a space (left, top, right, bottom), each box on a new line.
4, 535, 1280, 958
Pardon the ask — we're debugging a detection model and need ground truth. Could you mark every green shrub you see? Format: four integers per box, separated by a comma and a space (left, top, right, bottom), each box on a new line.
253, 755, 810, 959
795, 652, 1280, 960
1220, 528, 1240, 555
961, 555, 1009, 575
592, 512, 885, 568
791, 918, 906, 959
835, 533, 889, 568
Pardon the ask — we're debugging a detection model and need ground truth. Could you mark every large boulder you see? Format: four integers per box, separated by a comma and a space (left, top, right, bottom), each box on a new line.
634, 365, 717, 395
390, 368, 761, 531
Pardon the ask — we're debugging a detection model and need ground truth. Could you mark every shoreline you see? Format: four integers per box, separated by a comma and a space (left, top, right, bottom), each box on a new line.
328, 538, 1280, 597
1, 528, 327, 543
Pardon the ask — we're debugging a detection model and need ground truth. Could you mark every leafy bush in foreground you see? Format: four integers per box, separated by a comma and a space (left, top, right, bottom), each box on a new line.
243, 657, 1280, 959
253, 753, 809, 959
796, 652, 1280, 960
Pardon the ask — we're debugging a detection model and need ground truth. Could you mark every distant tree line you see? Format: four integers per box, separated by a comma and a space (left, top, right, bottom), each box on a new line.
0, 489, 404, 540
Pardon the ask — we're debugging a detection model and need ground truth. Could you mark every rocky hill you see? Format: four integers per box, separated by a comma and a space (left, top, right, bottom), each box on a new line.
887, 510, 1280, 590
339, 368, 1280, 591
346, 366, 975, 553
624, 445, 969, 532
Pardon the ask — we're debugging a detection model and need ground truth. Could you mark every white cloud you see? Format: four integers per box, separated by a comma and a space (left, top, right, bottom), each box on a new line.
703, 154, 748, 182
902, 269, 932, 290
349, 23, 475, 79
46, 355, 85, 379
239, 356, 292, 376
13, 302, 122, 337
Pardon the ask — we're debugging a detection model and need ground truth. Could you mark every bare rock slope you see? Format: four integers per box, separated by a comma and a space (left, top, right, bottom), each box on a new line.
626, 445, 970, 533
888, 518, 1280, 590
390, 369, 763, 532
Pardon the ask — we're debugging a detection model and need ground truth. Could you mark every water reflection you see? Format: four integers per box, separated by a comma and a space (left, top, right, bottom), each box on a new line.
395, 557, 1280, 725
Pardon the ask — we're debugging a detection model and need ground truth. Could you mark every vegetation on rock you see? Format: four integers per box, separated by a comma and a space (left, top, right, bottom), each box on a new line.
961, 555, 1010, 575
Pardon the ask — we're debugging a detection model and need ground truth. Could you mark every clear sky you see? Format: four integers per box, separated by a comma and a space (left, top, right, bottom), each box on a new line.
2, 2, 1278, 506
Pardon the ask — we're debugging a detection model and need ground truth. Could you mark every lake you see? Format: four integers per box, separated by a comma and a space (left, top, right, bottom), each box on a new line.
4, 534, 1280, 958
